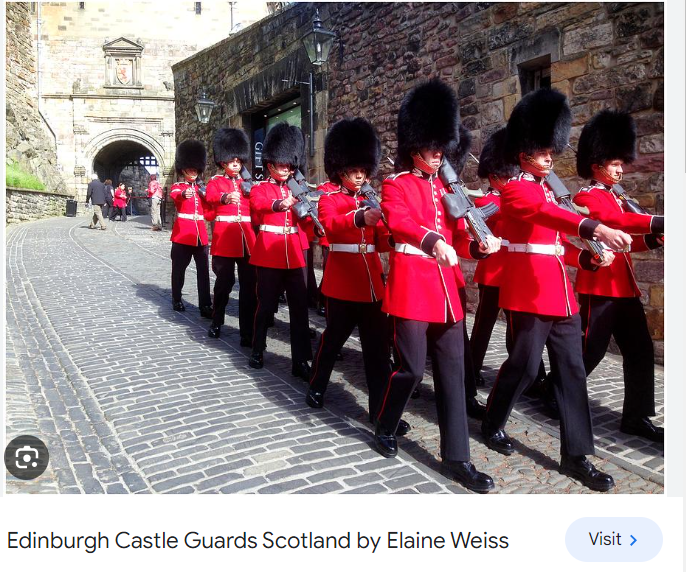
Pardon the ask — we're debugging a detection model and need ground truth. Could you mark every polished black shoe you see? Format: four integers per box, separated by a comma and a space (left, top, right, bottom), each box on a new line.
560, 456, 615, 492
172, 301, 185, 312
336, 351, 343, 361
396, 419, 411, 437
306, 388, 324, 409
291, 361, 311, 382
374, 422, 397, 458
475, 373, 487, 387
248, 352, 263, 369
442, 460, 495, 494
481, 421, 515, 456
316, 306, 326, 317
207, 325, 221, 338
200, 305, 213, 319
410, 387, 420, 399
240, 336, 252, 348
466, 396, 486, 420
620, 416, 664, 443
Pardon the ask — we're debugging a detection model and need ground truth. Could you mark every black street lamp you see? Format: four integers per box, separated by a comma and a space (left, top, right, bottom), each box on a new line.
300, 9, 336, 157
195, 90, 216, 124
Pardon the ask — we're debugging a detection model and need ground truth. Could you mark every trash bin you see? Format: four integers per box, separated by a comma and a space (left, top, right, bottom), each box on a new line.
66, 199, 78, 217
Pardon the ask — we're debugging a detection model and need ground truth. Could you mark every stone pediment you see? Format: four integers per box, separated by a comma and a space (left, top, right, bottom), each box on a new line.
103, 37, 144, 55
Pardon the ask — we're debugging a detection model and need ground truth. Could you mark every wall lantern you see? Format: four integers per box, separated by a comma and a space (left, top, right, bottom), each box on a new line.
195, 90, 215, 124
301, 9, 337, 66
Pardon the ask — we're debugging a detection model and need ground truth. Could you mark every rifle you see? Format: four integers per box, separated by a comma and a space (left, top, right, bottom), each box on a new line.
239, 165, 253, 197
544, 171, 605, 262
438, 159, 498, 245
287, 169, 325, 237
611, 183, 648, 215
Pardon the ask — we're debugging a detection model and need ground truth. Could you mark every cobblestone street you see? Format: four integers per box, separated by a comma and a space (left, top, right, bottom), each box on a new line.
5, 216, 664, 494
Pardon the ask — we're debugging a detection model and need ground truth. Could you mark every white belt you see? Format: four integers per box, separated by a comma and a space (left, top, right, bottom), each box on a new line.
177, 213, 205, 221
216, 215, 251, 223
394, 243, 431, 257
508, 243, 565, 256
500, 239, 510, 247
330, 243, 376, 254
259, 224, 299, 235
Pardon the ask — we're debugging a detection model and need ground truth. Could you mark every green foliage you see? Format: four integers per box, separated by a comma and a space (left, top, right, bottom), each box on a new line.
6, 162, 46, 191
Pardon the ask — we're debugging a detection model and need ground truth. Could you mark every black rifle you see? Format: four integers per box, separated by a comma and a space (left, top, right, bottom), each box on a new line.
545, 171, 605, 262
612, 183, 663, 238
438, 159, 498, 245
287, 169, 325, 237
359, 181, 393, 231
239, 165, 253, 197
196, 180, 207, 199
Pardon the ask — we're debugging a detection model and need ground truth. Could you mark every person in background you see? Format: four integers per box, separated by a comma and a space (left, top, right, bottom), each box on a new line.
110, 182, 128, 222
103, 178, 114, 219
147, 174, 164, 231
85, 173, 108, 230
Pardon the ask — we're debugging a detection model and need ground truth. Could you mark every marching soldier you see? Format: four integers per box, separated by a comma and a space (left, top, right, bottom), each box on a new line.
248, 123, 313, 380
305, 118, 403, 429
481, 89, 632, 491
205, 128, 257, 345
374, 79, 500, 493
169, 139, 213, 318
574, 110, 665, 442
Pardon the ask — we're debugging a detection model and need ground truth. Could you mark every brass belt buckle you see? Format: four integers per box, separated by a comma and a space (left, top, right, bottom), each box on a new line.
555, 244, 563, 256
359, 244, 367, 254
283, 225, 289, 234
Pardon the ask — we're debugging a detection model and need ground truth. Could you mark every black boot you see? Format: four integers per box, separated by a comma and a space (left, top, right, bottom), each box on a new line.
560, 456, 615, 492
481, 419, 515, 456
466, 396, 486, 420
207, 325, 221, 338
374, 421, 397, 458
442, 461, 495, 494
200, 305, 213, 319
396, 419, 411, 437
306, 388, 324, 409
291, 361, 311, 382
620, 416, 664, 443
173, 301, 185, 312
248, 352, 263, 369
240, 336, 252, 348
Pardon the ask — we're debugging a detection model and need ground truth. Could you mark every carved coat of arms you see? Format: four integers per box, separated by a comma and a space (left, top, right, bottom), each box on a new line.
116, 59, 132, 85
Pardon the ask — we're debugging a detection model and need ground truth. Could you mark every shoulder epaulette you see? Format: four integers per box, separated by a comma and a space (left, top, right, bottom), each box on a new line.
385, 171, 410, 181
577, 185, 594, 193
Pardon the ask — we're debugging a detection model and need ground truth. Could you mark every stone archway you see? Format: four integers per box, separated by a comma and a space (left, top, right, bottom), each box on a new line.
84, 128, 168, 178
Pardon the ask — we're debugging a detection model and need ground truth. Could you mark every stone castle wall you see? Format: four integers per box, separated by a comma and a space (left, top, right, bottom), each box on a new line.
5, 2, 68, 200
172, 2, 664, 359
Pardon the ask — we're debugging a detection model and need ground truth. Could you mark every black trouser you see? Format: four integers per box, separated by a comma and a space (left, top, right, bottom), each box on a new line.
170, 241, 211, 307
580, 294, 655, 420
310, 298, 390, 419
253, 266, 312, 363
211, 253, 257, 340
110, 206, 127, 222
459, 287, 478, 399
485, 311, 594, 457
377, 317, 469, 462
319, 246, 330, 312
471, 284, 502, 374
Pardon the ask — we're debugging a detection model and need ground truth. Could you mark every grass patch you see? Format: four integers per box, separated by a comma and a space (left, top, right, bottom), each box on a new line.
6, 162, 46, 191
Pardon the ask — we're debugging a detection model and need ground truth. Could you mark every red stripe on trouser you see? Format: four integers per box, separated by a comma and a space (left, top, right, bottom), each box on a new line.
309, 298, 329, 386
583, 296, 592, 354
376, 316, 402, 419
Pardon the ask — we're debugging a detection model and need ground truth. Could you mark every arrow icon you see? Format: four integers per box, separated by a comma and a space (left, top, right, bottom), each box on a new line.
630, 535, 637, 546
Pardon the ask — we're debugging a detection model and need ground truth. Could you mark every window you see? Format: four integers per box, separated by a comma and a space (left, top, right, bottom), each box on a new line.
195, 2, 201, 15
250, 98, 302, 180
79, 2, 85, 9
518, 54, 551, 95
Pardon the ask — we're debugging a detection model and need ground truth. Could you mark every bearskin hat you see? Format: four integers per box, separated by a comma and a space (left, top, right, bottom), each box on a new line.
213, 128, 250, 167
395, 78, 460, 172
576, 110, 637, 179
262, 122, 307, 172
478, 127, 519, 180
324, 118, 381, 183
505, 88, 571, 163
175, 139, 207, 176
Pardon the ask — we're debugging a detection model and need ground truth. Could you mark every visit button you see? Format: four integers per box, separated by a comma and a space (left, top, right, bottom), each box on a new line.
566, 517, 662, 562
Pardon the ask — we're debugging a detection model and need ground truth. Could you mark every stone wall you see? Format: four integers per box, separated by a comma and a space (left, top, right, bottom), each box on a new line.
172, 2, 664, 360
5, 2, 68, 199
6, 187, 74, 224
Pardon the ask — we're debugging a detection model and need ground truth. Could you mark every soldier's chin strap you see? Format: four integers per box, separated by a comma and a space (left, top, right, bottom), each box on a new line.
267, 163, 290, 182
522, 154, 553, 177
597, 165, 622, 183
340, 173, 363, 193
411, 152, 440, 175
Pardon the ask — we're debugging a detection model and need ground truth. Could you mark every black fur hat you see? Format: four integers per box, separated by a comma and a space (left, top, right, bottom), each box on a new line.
505, 88, 571, 163
213, 128, 250, 167
576, 110, 637, 179
175, 139, 207, 177
324, 118, 381, 183
478, 127, 519, 180
395, 78, 460, 172
262, 122, 307, 172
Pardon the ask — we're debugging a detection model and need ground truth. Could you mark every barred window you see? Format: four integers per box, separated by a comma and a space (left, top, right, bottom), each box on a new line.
195, 2, 201, 15
518, 55, 551, 95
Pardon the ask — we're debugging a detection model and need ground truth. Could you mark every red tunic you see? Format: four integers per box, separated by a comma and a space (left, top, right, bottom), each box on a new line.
498, 172, 592, 317
381, 172, 478, 323
169, 181, 209, 246
319, 188, 390, 303
113, 188, 128, 208
249, 179, 310, 269
574, 182, 655, 298
473, 190, 507, 287
205, 174, 256, 258
315, 181, 341, 249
